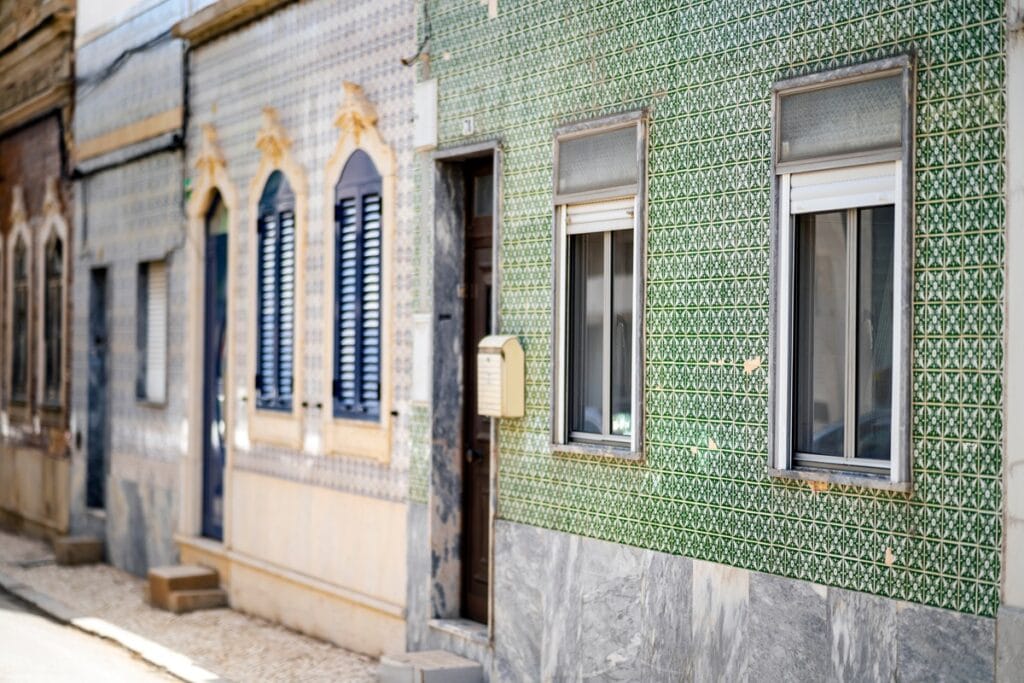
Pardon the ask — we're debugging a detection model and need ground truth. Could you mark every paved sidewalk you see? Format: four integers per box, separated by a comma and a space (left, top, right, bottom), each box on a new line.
0, 530, 377, 682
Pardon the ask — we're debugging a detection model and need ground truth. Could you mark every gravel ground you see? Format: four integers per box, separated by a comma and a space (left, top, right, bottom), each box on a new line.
0, 530, 377, 682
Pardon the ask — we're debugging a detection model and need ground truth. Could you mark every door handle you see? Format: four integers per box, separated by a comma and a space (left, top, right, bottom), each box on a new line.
465, 447, 485, 463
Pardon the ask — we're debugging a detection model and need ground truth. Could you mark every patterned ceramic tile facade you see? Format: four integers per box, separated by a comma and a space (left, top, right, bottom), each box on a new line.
419, 0, 1006, 616
187, 0, 417, 502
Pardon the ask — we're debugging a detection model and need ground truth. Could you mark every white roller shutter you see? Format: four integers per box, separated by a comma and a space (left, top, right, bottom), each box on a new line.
565, 197, 635, 234
789, 161, 897, 214
145, 261, 167, 402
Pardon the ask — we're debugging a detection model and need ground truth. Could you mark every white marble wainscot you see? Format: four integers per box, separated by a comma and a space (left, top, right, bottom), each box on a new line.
475, 520, 998, 682
997, 605, 1024, 683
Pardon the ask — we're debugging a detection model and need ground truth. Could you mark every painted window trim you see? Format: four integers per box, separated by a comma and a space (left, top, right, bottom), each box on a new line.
246, 108, 306, 451
321, 83, 395, 463
181, 124, 239, 541
36, 184, 69, 414
550, 110, 648, 460
769, 56, 914, 489
6, 187, 31, 416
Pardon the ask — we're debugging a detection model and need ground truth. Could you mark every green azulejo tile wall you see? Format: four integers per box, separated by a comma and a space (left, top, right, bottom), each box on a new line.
423, 0, 1005, 616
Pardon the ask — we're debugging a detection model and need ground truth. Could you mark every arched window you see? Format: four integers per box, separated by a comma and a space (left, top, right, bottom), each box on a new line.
333, 150, 382, 419
42, 234, 63, 405
11, 237, 29, 403
255, 171, 295, 411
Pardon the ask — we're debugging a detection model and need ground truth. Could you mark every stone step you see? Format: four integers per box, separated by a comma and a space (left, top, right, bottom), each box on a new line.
53, 536, 104, 566
147, 565, 220, 611
167, 588, 227, 614
378, 650, 483, 683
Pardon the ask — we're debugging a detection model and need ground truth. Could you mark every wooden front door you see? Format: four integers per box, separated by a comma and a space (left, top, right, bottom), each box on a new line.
461, 160, 493, 623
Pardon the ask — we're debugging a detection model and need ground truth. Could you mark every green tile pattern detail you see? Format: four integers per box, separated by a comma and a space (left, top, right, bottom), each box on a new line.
425, 0, 1005, 616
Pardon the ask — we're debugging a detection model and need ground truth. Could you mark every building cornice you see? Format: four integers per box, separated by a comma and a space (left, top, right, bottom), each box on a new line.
0, 83, 70, 138
172, 0, 295, 47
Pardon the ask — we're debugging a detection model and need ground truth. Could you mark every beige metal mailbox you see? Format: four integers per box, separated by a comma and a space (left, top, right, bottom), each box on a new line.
477, 335, 525, 418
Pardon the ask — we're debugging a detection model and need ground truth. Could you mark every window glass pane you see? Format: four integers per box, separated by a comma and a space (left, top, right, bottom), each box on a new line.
12, 241, 28, 402
569, 233, 604, 434
558, 126, 638, 196
856, 206, 894, 460
473, 173, 493, 217
610, 229, 633, 436
794, 211, 847, 457
780, 74, 902, 163
44, 237, 63, 404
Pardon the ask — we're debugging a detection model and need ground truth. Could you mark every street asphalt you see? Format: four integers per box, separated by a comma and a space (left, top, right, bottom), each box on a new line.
0, 588, 174, 682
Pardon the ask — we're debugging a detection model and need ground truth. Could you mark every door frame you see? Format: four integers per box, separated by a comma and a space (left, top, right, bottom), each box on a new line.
428, 140, 502, 637
182, 124, 239, 546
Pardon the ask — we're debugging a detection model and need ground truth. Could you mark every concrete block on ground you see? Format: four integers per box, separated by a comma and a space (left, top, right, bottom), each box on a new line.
52, 536, 104, 566
167, 588, 227, 614
147, 565, 219, 611
378, 650, 483, 683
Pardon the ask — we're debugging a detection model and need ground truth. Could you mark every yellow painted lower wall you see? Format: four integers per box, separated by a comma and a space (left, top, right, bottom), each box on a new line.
180, 469, 409, 656
229, 560, 406, 656
229, 469, 407, 607
0, 446, 69, 535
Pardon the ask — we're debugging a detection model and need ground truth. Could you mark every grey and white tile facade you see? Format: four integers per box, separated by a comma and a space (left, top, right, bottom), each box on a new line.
71, 0, 191, 574
185, 0, 416, 501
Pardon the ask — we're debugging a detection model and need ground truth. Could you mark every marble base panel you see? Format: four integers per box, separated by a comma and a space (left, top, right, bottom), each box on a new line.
408, 518, 998, 682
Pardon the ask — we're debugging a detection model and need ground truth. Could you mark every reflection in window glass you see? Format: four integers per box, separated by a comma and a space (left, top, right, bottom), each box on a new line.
794, 211, 847, 457
856, 206, 894, 460
569, 233, 604, 434
610, 230, 633, 436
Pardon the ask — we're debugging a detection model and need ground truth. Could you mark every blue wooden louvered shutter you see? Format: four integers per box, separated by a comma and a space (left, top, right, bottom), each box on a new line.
255, 171, 295, 411
333, 150, 383, 420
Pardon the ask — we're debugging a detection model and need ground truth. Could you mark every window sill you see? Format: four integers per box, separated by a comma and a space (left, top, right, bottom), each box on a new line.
136, 398, 167, 409
322, 415, 390, 463
249, 408, 303, 450
768, 467, 911, 493
551, 441, 642, 462
428, 618, 490, 647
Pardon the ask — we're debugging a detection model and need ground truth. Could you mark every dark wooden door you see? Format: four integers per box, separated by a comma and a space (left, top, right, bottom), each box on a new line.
86, 268, 108, 509
461, 161, 493, 623
202, 198, 229, 541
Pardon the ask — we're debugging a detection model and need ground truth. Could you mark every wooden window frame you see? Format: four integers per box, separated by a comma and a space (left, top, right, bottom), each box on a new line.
320, 83, 395, 464
246, 109, 306, 451
254, 172, 297, 414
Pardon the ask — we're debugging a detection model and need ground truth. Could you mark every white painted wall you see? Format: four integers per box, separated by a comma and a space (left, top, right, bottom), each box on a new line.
1005, 0, 1024, 608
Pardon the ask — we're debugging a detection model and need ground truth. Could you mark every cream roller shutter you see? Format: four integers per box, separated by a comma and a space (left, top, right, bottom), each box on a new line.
565, 197, 635, 235
145, 261, 167, 402
789, 161, 897, 214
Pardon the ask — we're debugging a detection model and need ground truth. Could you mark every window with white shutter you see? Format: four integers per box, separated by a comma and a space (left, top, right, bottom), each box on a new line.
137, 260, 168, 404
333, 150, 382, 420
771, 57, 913, 488
255, 171, 296, 412
552, 113, 646, 458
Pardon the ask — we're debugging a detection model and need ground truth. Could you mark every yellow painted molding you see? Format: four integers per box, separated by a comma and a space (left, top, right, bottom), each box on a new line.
74, 107, 183, 162
182, 122, 240, 542
173, 0, 295, 46
321, 82, 396, 463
